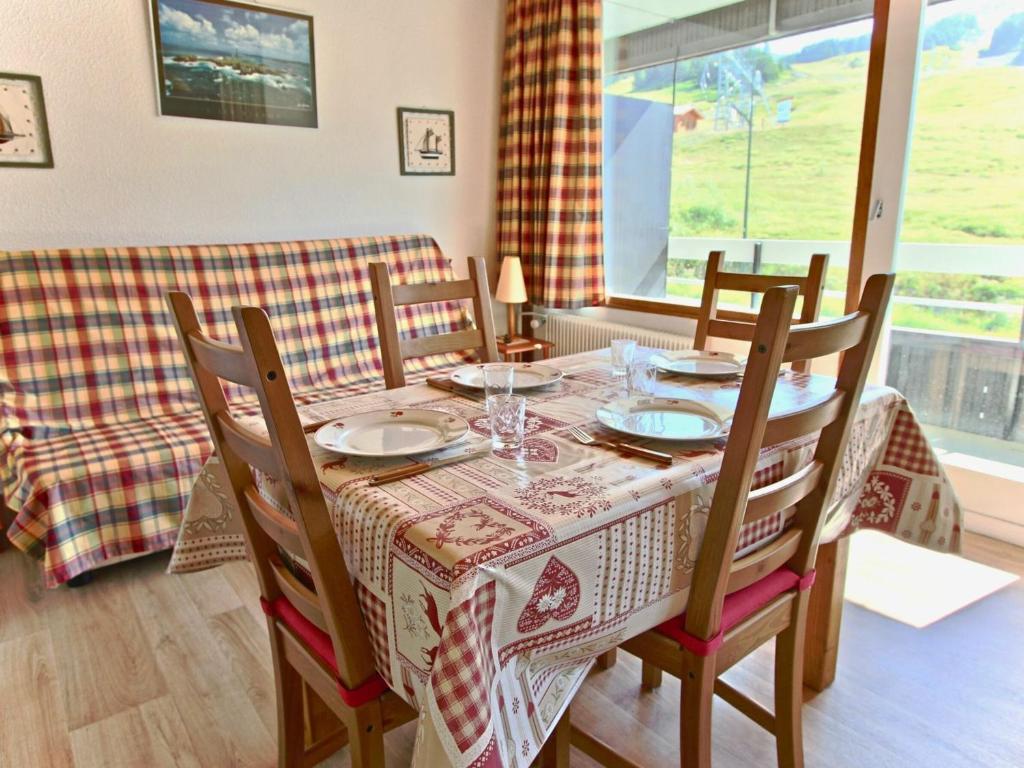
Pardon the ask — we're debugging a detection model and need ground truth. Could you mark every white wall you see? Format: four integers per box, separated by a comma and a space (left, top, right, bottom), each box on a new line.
0, 0, 503, 276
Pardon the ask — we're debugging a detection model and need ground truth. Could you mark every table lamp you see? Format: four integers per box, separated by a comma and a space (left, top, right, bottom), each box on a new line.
495, 256, 528, 342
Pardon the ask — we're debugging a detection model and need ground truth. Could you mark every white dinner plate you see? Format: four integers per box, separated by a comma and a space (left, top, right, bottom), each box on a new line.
649, 350, 745, 379
449, 362, 564, 391
596, 397, 729, 442
313, 409, 469, 457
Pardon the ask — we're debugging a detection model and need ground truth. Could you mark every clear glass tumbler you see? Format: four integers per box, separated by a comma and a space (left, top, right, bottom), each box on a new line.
610, 339, 637, 376
627, 360, 658, 397
488, 394, 527, 450
483, 364, 514, 411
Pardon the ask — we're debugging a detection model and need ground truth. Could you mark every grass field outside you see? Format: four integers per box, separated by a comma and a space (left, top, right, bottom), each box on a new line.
606, 38, 1024, 340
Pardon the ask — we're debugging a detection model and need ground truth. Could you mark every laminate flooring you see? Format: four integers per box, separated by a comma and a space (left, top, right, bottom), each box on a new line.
1, 532, 1021, 767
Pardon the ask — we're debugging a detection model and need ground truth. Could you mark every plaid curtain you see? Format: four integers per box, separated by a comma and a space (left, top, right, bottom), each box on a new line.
496, 0, 605, 309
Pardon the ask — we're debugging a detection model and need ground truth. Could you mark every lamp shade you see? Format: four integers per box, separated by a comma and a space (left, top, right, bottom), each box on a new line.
495, 256, 528, 304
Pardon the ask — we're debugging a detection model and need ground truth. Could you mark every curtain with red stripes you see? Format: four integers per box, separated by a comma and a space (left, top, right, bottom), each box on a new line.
496, 0, 605, 309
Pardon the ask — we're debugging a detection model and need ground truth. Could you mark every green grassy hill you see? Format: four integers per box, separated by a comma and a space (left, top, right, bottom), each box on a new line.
608, 47, 1024, 244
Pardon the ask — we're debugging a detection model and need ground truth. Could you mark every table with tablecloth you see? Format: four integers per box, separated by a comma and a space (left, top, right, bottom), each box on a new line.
169, 349, 961, 768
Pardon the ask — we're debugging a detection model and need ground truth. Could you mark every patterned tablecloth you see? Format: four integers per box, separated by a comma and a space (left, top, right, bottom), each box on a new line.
169, 350, 962, 767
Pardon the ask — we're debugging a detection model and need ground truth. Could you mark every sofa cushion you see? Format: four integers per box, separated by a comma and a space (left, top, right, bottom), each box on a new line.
0, 234, 466, 436
0, 234, 472, 585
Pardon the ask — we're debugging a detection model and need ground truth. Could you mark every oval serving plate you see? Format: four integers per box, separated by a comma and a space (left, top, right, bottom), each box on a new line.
649, 350, 745, 379
449, 362, 564, 391
596, 397, 728, 442
314, 409, 469, 457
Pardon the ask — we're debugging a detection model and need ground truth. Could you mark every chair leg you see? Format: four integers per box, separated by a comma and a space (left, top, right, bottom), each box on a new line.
347, 704, 386, 768
680, 654, 715, 768
272, 644, 305, 768
641, 661, 663, 690
774, 595, 810, 768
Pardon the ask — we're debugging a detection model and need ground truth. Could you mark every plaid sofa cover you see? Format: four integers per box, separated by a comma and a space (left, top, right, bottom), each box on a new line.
0, 234, 471, 586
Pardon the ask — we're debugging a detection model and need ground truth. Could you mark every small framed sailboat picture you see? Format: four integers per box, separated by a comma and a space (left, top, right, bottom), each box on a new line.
0, 73, 53, 169
397, 107, 454, 175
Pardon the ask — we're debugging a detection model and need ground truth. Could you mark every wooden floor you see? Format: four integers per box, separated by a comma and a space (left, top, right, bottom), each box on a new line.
1, 533, 1022, 768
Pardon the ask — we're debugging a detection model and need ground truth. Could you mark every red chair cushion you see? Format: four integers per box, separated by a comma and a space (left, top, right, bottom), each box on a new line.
260, 595, 389, 707
655, 567, 814, 656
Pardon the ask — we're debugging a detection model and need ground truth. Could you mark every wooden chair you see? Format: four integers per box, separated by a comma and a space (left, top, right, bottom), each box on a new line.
167, 292, 416, 768
694, 251, 829, 373
570, 273, 894, 768
369, 255, 499, 389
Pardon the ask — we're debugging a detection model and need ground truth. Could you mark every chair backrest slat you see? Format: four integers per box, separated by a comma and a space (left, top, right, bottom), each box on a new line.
401, 329, 487, 360
683, 273, 895, 643
369, 255, 499, 389
392, 278, 477, 306
167, 291, 379, 691
760, 391, 846, 448
269, 556, 329, 633
715, 272, 810, 293
727, 529, 803, 594
706, 318, 759, 342
782, 312, 870, 364
189, 334, 255, 387
217, 414, 281, 478
695, 250, 830, 373
243, 486, 304, 554
743, 460, 824, 525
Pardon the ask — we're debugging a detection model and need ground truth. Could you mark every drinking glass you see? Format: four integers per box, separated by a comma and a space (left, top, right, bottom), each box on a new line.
483, 364, 514, 411
610, 339, 637, 376
627, 360, 658, 397
488, 394, 527, 450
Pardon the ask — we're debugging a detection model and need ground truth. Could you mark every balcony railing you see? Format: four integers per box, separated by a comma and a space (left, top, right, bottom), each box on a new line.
613, 236, 1024, 456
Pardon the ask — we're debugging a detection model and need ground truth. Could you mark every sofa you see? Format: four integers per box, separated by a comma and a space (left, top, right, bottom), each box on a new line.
0, 234, 472, 587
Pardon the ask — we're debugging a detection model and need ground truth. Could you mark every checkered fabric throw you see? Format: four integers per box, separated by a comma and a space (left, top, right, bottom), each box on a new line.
0, 234, 470, 586
496, 0, 605, 309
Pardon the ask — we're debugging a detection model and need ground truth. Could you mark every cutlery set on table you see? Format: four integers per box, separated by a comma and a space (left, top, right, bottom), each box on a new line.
301, 348, 744, 485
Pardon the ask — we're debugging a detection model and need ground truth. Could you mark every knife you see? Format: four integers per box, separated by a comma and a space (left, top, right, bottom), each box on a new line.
368, 447, 492, 486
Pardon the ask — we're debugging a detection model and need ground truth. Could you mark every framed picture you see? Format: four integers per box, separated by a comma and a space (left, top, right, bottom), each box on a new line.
0, 73, 53, 169
149, 0, 317, 128
397, 108, 454, 175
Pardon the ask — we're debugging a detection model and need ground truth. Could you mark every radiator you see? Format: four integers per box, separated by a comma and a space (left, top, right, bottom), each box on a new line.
536, 314, 692, 356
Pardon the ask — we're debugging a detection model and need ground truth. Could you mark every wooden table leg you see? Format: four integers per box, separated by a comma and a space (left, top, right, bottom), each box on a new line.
595, 648, 618, 670
534, 707, 571, 767
804, 537, 850, 692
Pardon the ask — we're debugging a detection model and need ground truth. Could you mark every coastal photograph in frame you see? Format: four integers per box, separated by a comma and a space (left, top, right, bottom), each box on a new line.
0, 73, 53, 168
149, 0, 317, 128
397, 108, 454, 175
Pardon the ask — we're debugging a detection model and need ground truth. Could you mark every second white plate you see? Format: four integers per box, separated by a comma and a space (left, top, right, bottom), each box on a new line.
449, 362, 564, 391
314, 409, 469, 457
649, 350, 745, 379
596, 397, 729, 442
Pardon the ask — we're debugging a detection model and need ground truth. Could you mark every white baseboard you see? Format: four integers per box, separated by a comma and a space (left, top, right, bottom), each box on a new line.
964, 510, 1024, 548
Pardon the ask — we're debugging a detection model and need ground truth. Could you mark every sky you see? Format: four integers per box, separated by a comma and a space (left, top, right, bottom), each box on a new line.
158, 0, 311, 62
767, 0, 1023, 56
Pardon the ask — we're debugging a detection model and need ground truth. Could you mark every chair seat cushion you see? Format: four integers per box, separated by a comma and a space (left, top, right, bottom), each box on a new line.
655, 567, 810, 654
262, 595, 389, 708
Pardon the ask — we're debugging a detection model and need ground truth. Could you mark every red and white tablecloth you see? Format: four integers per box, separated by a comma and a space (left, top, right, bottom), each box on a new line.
169, 350, 961, 767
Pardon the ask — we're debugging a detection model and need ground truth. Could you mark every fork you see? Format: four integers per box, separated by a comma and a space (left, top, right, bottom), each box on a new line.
568, 426, 673, 466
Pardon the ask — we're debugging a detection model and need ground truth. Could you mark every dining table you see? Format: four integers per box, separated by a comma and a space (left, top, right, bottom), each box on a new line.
169, 348, 962, 768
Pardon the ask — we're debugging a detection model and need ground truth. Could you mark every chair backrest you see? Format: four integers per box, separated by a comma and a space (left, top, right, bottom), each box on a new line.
694, 251, 829, 373
166, 291, 378, 691
684, 273, 894, 642
369, 255, 499, 389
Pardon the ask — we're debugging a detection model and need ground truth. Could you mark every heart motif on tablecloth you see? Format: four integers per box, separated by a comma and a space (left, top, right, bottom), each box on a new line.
517, 556, 580, 633
494, 438, 558, 463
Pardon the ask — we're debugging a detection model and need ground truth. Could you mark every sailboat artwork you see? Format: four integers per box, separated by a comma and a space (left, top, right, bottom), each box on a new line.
397, 107, 454, 176
0, 110, 24, 144
417, 127, 443, 160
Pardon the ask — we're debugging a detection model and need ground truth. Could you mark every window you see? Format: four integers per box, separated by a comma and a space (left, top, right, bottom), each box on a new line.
602, 0, 872, 313
887, 0, 1024, 467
